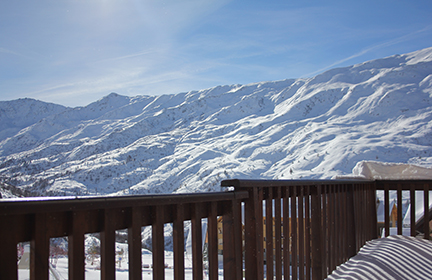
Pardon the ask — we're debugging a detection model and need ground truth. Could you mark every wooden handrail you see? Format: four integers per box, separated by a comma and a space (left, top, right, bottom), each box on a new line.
221, 179, 377, 280
0, 191, 248, 280
375, 180, 431, 240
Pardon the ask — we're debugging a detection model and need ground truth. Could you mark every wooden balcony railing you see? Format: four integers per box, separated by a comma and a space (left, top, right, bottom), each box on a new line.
0, 179, 431, 280
221, 179, 377, 280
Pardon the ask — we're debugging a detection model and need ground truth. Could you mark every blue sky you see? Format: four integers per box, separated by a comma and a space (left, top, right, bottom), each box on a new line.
1, 0, 432, 107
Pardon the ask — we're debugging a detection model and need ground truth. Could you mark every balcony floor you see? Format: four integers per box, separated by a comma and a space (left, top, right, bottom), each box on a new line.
326, 235, 432, 279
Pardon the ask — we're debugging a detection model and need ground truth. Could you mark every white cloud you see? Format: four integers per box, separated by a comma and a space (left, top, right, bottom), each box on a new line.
303, 25, 432, 78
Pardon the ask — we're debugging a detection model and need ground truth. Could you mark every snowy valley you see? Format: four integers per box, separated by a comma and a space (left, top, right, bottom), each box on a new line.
1, 47, 432, 198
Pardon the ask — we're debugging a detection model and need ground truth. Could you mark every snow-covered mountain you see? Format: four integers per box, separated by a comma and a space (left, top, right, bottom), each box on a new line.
1, 47, 432, 198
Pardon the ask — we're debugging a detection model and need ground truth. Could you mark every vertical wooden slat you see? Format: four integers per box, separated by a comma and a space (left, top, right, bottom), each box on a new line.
410, 185, 416, 237
340, 185, 345, 262
298, 186, 305, 280
274, 187, 283, 280
365, 184, 370, 241
129, 207, 143, 280
207, 202, 218, 280
384, 184, 390, 237
31, 213, 49, 280
192, 203, 203, 280
328, 185, 334, 273
305, 185, 311, 280
346, 184, 356, 259
101, 209, 116, 280
370, 182, 378, 240
352, 184, 358, 250
283, 189, 290, 280
364, 184, 368, 241
342, 185, 348, 262
311, 185, 323, 280
291, 186, 298, 280
335, 186, 341, 266
356, 184, 362, 248
153, 205, 165, 280
397, 184, 403, 235
339, 185, 345, 263
333, 185, 338, 271
424, 183, 430, 240
266, 188, 274, 280
321, 185, 327, 275
223, 198, 242, 280
69, 211, 86, 280
333, 185, 338, 266
244, 187, 256, 280
244, 187, 264, 280
255, 187, 264, 279
0, 215, 18, 280
233, 197, 243, 279
173, 204, 185, 280
362, 184, 367, 243
358, 185, 363, 248
222, 203, 234, 280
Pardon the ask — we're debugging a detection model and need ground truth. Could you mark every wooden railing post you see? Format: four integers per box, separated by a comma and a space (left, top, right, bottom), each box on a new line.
101, 209, 116, 280
223, 197, 243, 280
128, 207, 143, 280
69, 211, 86, 280
192, 203, 203, 280
152, 205, 165, 280
243, 186, 263, 280
31, 213, 49, 280
311, 185, 323, 280
0, 215, 18, 280
207, 202, 218, 280
173, 204, 185, 280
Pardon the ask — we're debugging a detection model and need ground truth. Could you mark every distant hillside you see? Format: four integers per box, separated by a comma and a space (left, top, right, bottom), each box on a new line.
1, 47, 432, 197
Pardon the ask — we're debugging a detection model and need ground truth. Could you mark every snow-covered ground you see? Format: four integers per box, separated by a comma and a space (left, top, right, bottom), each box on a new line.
18, 245, 224, 280
326, 235, 432, 280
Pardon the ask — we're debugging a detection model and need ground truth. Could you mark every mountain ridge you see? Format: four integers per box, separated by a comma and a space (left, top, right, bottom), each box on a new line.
1, 47, 432, 198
